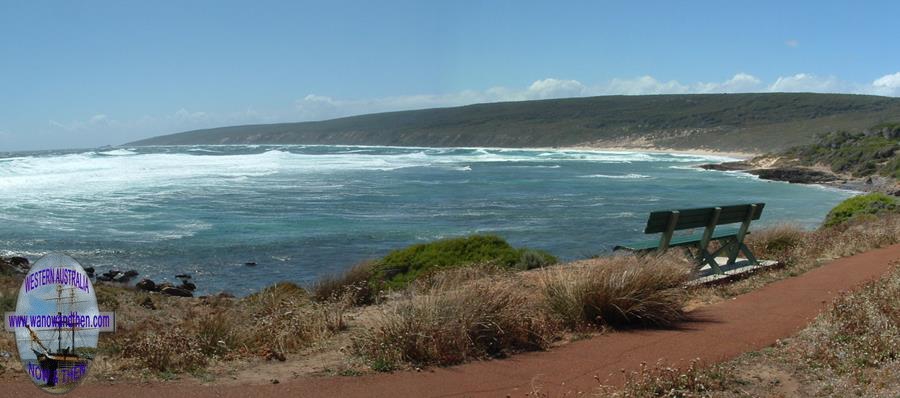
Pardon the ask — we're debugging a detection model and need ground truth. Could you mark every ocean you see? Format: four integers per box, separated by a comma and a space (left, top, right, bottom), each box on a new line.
0, 145, 855, 295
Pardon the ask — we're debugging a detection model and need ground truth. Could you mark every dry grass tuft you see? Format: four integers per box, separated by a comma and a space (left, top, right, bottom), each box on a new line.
813, 213, 900, 259
234, 281, 342, 355
744, 224, 807, 266
312, 261, 377, 305
541, 255, 692, 329
597, 359, 739, 398
193, 311, 240, 357
123, 327, 208, 373
407, 263, 508, 293
352, 275, 557, 369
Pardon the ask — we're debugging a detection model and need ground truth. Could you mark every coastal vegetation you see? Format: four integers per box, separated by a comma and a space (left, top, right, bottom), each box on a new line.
313, 235, 555, 303
371, 234, 556, 289
128, 93, 900, 153
1, 195, 898, 388
700, 121, 900, 195
784, 123, 900, 178
823, 192, 898, 227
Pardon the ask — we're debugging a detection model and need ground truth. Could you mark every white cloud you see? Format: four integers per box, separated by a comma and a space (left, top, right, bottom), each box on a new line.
710, 73, 763, 92
601, 76, 690, 95
295, 91, 500, 120
293, 74, 772, 120
871, 72, 900, 96
525, 78, 587, 99
89, 114, 109, 124
785, 39, 800, 48
767, 73, 843, 92
173, 108, 208, 121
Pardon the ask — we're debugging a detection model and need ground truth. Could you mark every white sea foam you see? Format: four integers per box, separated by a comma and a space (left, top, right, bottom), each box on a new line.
98, 149, 138, 156
187, 147, 220, 153
578, 173, 652, 179
600, 211, 635, 219
0, 145, 744, 212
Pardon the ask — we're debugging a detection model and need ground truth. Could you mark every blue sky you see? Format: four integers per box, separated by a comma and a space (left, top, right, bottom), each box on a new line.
2, 1, 900, 151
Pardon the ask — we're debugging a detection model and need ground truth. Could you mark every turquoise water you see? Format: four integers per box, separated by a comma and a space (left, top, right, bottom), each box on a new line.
0, 145, 855, 295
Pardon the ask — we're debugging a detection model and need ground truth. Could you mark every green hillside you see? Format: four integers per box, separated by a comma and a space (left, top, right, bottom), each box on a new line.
128, 93, 900, 153
784, 123, 900, 178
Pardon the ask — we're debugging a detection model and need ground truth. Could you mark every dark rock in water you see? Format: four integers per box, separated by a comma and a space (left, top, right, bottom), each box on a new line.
698, 161, 752, 171
244, 262, 257, 267
179, 281, 197, 291
101, 270, 121, 280
9, 257, 29, 267
156, 282, 175, 291
0, 257, 29, 274
175, 273, 192, 279
217, 292, 235, 299
750, 167, 838, 184
83, 266, 95, 276
161, 286, 193, 297
111, 272, 127, 282
136, 279, 157, 292
139, 296, 156, 310
98, 269, 138, 283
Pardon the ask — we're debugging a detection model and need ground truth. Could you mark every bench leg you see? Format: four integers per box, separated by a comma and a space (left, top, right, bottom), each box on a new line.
726, 237, 743, 265
738, 243, 759, 266
700, 250, 724, 275
690, 244, 725, 275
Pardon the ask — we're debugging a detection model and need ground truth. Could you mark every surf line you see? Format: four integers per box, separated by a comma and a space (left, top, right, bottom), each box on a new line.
24, 267, 90, 294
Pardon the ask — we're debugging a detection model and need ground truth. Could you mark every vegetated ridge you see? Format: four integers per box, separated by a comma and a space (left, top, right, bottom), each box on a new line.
702, 122, 900, 195
128, 93, 900, 153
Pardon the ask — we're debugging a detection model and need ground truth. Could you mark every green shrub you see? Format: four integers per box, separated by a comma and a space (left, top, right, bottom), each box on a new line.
823, 193, 898, 227
372, 235, 557, 289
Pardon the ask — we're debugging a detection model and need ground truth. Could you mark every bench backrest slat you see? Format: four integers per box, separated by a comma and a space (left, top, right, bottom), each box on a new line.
644, 203, 765, 233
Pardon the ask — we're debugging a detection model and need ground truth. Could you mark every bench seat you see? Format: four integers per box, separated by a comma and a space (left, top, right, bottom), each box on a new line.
613, 203, 765, 275
614, 228, 742, 252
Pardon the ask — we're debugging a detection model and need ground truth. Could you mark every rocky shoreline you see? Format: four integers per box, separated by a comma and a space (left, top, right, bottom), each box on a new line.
699, 160, 900, 195
0, 256, 201, 298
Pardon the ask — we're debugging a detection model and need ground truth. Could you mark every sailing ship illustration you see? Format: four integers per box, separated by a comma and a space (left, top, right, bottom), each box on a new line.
22, 284, 92, 388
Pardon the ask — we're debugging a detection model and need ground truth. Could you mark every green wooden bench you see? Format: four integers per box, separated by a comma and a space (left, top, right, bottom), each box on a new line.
614, 203, 765, 274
